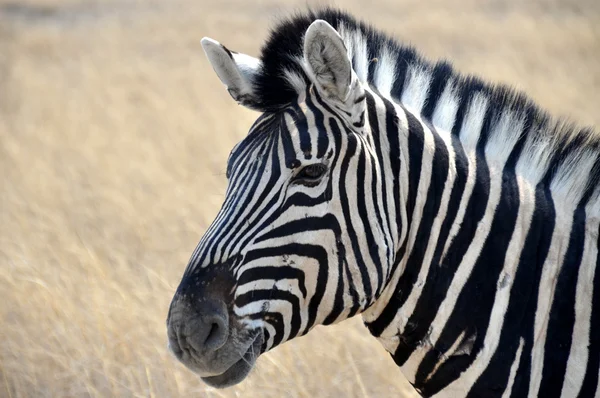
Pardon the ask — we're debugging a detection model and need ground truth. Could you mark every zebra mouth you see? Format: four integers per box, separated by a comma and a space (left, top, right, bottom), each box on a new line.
200, 331, 264, 388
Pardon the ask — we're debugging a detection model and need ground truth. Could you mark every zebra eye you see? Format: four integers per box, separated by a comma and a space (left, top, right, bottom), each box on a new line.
293, 164, 327, 185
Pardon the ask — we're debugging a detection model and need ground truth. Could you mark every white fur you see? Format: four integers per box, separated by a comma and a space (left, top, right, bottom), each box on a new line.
515, 125, 555, 186
338, 23, 368, 82
551, 149, 597, 204
459, 93, 488, 152
431, 79, 459, 133
401, 65, 432, 114
373, 46, 396, 97
502, 338, 525, 398
284, 69, 308, 101
485, 112, 525, 169
424, 330, 468, 385
232, 52, 262, 76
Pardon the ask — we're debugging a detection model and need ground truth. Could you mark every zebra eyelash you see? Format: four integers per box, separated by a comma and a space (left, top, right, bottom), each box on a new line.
292, 163, 328, 186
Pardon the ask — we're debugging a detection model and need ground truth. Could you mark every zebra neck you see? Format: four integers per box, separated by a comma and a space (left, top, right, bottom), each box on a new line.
361, 84, 474, 376
361, 87, 448, 331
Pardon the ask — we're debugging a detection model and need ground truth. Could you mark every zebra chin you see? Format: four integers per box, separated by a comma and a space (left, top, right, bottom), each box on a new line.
198, 332, 264, 388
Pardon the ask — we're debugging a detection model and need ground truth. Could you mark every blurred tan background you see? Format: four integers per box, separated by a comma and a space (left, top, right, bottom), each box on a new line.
0, 0, 598, 397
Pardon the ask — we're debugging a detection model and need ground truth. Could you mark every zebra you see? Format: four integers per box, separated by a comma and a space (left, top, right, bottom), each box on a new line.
166, 8, 600, 397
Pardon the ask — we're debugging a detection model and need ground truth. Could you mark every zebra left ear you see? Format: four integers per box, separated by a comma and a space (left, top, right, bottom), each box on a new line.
201, 37, 263, 110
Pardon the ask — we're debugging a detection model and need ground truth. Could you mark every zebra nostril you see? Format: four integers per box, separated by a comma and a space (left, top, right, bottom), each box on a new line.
203, 315, 228, 351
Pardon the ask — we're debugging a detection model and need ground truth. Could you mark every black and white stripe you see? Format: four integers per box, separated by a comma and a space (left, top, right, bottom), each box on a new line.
181, 8, 600, 397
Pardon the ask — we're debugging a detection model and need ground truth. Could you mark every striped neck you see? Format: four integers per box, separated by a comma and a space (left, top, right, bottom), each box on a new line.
359, 82, 498, 393
357, 52, 599, 395
361, 85, 450, 337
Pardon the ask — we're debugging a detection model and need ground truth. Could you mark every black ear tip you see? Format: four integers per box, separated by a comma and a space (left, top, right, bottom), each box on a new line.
220, 44, 234, 59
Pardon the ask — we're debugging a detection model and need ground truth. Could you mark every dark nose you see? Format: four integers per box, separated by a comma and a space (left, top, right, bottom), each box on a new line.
167, 268, 234, 358
168, 297, 229, 357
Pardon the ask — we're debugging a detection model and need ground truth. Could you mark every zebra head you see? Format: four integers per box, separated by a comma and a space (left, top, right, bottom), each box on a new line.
167, 20, 399, 387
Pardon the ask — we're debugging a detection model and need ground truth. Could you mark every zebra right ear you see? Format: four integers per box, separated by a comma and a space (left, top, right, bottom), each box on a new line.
201, 38, 263, 110
303, 20, 353, 102
302, 20, 366, 130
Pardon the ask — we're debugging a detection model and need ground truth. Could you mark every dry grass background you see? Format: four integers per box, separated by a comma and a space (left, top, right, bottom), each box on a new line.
0, 0, 598, 397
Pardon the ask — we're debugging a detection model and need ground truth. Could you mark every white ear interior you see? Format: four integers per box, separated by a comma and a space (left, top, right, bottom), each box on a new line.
303, 20, 352, 101
201, 37, 262, 108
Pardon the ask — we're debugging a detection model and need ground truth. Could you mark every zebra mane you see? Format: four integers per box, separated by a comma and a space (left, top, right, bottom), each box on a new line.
251, 8, 600, 203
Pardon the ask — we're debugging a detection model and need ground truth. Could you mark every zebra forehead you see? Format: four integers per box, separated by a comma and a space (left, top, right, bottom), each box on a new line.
227, 110, 314, 175
227, 115, 278, 171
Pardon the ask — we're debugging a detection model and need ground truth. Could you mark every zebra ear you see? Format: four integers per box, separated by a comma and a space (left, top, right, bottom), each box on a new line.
303, 20, 353, 102
201, 37, 262, 110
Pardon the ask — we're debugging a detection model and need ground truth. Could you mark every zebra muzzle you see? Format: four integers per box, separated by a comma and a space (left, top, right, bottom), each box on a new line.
167, 265, 262, 387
